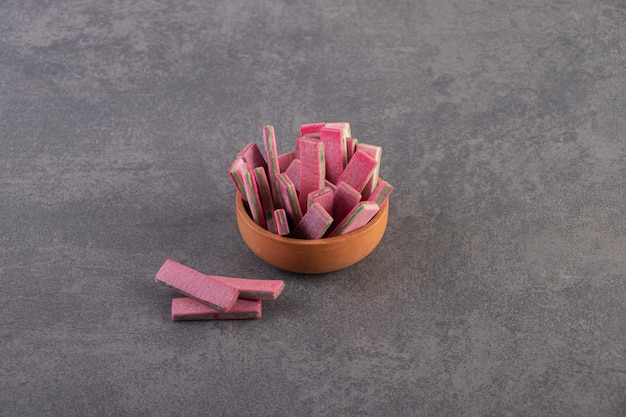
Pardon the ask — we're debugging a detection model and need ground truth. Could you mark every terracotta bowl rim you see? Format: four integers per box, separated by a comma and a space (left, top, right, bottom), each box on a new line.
235, 192, 389, 246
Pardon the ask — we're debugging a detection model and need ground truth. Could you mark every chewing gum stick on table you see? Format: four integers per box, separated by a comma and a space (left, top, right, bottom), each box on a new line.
285, 159, 301, 193
307, 186, 334, 215
237, 142, 268, 174
277, 172, 302, 225
155, 259, 239, 312
273, 208, 291, 236
356, 143, 382, 199
263, 125, 283, 209
253, 166, 276, 233
292, 202, 333, 239
332, 181, 362, 227
211, 275, 285, 300
171, 297, 261, 321
243, 168, 267, 229
298, 137, 325, 213
329, 202, 380, 237
319, 127, 347, 184
369, 179, 393, 208
335, 150, 377, 194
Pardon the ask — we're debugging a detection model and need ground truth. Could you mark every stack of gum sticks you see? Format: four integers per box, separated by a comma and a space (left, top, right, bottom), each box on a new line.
155, 259, 284, 321
230, 122, 393, 239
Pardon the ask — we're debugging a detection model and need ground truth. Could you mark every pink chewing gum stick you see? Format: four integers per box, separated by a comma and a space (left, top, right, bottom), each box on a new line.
284, 159, 301, 193
277, 172, 302, 225
299, 122, 325, 136
356, 143, 382, 199
369, 179, 393, 207
278, 151, 295, 172
273, 208, 291, 236
232, 159, 267, 228
335, 150, 377, 194
291, 202, 333, 239
243, 167, 267, 229
253, 166, 276, 232
319, 127, 347, 184
294, 132, 322, 159
332, 181, 362, 227
263, 125, 283, 209
237, 142, 268, 174
307, 186, 334, 215
294, 138, 301, 160
324, 122, 351, 139
211, 275, 285, 300
298, 137, 325, 213
346, 137, 358, 162
172, 297, 261, 321
229, 158, 248, 201
155, 259, 240, 312
328, 201, 380, 237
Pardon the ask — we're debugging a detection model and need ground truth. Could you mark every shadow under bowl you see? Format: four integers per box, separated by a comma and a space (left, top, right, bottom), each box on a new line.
235, 193, 389, 274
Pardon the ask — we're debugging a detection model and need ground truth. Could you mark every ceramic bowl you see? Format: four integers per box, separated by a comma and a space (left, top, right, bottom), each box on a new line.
235, 192, 389, 274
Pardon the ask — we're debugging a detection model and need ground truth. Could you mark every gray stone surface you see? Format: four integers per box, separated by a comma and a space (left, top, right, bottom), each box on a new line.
1, 1, 625, 416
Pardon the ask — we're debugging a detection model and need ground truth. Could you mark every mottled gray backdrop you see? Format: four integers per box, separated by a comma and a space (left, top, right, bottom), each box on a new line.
1, 1, 625, 416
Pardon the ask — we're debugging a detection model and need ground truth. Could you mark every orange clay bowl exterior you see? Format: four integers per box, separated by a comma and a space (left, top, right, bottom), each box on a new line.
235, 192, 389, 274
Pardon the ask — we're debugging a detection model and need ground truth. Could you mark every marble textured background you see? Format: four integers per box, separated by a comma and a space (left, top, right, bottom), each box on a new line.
1, 1, 625, 416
